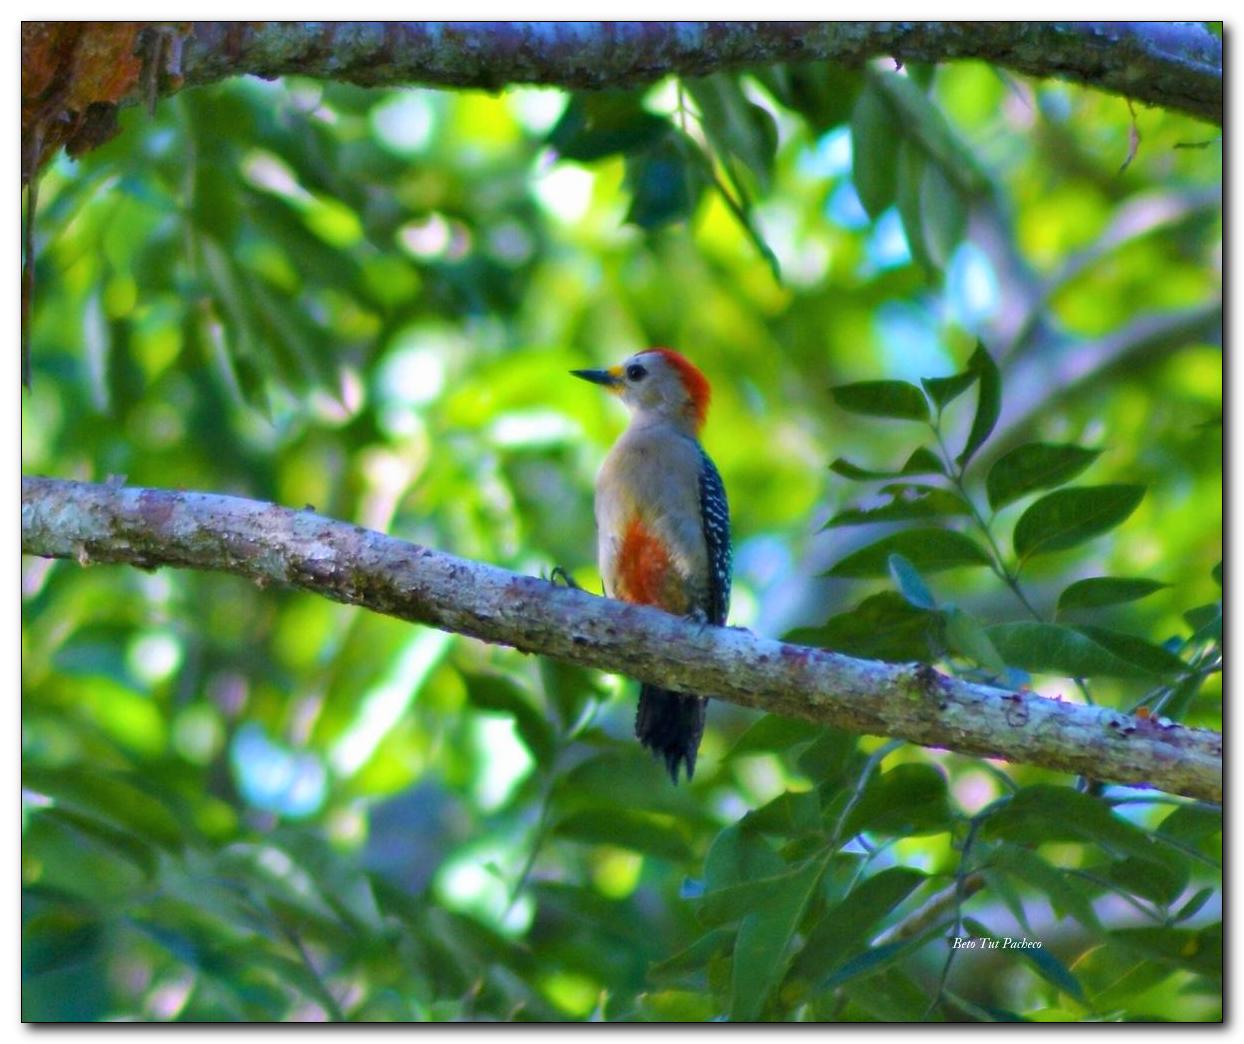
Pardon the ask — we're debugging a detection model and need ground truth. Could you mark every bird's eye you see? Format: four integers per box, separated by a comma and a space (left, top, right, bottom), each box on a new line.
626, 363, 648, 382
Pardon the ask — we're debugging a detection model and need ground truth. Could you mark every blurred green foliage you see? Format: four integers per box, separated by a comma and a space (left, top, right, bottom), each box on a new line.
22, 44, 1220, 1023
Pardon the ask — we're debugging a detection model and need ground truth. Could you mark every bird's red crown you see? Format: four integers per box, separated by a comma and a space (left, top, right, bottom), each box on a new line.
646, 348, 711, 432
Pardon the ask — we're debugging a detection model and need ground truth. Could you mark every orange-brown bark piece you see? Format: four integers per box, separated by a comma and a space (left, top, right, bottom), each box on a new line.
22, 22, 148, 179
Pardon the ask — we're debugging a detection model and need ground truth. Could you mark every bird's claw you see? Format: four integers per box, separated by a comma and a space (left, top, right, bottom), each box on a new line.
549, 565, 583, 590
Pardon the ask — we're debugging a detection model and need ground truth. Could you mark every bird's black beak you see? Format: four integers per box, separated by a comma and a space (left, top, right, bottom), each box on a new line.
570, 367, 624, 388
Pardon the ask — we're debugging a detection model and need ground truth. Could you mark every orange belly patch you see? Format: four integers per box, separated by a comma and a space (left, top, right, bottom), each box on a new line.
616, 517, 680, 609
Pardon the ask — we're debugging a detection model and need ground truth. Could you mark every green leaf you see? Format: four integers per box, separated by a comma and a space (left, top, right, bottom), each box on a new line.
741, 789, 821, 838
1156, 804, 1222, 850
1159, 670, 1212, 722
830, 446, 945, 481
989, 842, 1102, 931
986, 621, 1159, 678
844, 966, 942, 1022
982, 786, 1169, 866
1172, 887, 1215, 924
826, 484, 970, 528
22, 766, 185, 850
796, 728, 860, 788
466, 672, 556, 766
1013, 485, 1145, 561
1183, 602, 1222, 644
921, 369, 979, 412
895, 140, 933, 276
684, 74, 778, 192
957, 342, 1001, 467
920, 160, 966, 267
699, 868, 795, 928
728, 854, 828, 1021
792, 867, 927, 982
831, 379, 929, 421
554, 808, 693, 862
1105, 854, 1188, 907
985, 443, 1103, 511
850, 83, 901, 219
945, 607, 1008, 676
753, 62, 862, 133
820, 935, 930, 992
888, 553, 937, 610
1110, 924, 1222, 981
979, 867, 1035, 934
703, 822, 786, 892
624, 132, 706, 230
636, 990, 718, 1021
1073, 625, 1187, 676
35, 807, 158, 879
961, 917, 1086, 1003
649, 927, 735, 982
827, 529, 992, 578
540, 658, 608, 732
843, 763, 952, 837
22, 907, 105, 977
1212, 560, 1222, 587
1055, 577, 1169, 615
785, 592, 942, 663
548, 92, 670, 161
871, 71, 990, 195
724, 714, 813, 760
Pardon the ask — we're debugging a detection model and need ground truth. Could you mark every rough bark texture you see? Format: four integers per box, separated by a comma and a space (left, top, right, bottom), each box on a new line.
174, 22, 1222, 125
19, 21, 1224, 179
21, 476, 1222, 803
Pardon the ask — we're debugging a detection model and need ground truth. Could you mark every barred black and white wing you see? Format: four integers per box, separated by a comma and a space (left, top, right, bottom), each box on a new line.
634, 441, 731, 784
697, 447, 732, 627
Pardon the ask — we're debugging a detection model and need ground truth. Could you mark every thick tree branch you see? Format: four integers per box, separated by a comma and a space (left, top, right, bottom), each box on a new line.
21, 477, 1221, 803
170, 22, 1221, 125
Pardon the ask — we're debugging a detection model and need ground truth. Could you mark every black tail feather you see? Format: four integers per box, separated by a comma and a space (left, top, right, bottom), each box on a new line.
635, 685, 708, 783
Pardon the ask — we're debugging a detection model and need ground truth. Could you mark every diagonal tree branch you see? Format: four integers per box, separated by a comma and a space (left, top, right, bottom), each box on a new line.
21, 476, 1221, 802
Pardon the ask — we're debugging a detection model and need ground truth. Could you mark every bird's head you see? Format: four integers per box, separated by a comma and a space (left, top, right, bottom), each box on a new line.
571, 348, 711, 433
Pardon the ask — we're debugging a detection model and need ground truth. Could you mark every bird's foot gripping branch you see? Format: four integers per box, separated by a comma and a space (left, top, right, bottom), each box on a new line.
21, 476, 1221, 803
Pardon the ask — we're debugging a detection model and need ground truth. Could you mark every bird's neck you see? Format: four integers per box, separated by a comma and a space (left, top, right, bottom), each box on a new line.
626, 407, 702, 441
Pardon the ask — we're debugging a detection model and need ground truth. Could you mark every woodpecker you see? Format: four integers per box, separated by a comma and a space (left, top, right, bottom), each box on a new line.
571, 348, 731, 783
